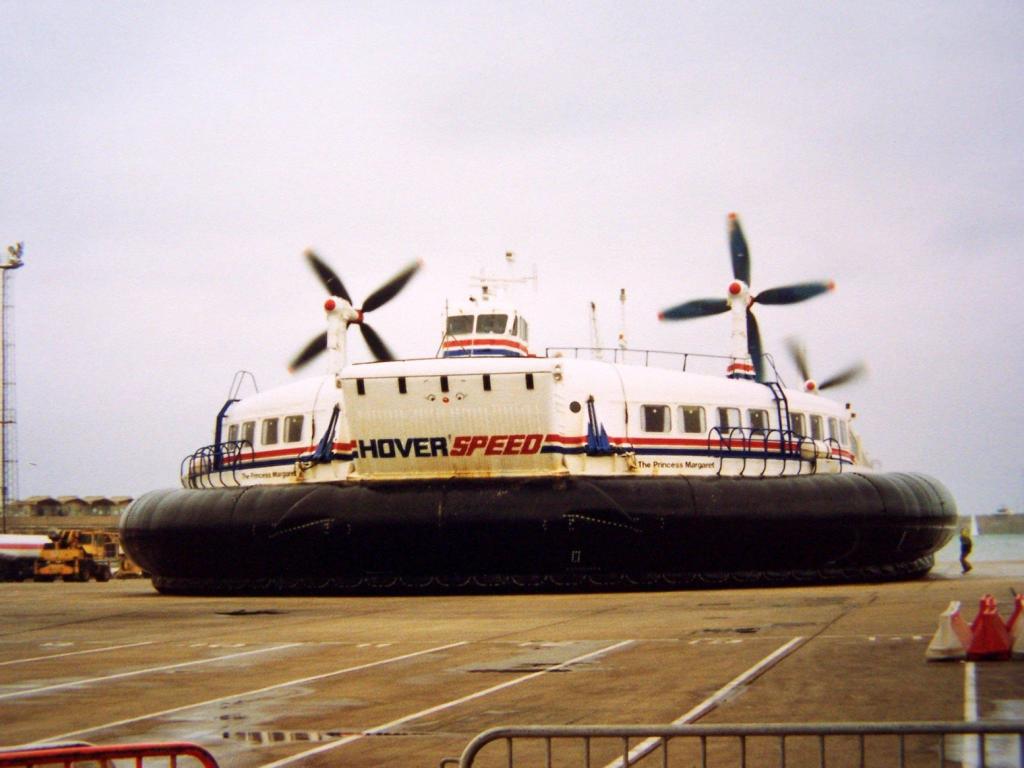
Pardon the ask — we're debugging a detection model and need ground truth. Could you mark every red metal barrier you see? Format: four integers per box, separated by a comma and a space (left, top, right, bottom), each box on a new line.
0, 742, 219, 767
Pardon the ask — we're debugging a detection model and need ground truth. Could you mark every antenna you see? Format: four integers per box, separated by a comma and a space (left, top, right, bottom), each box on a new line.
589, 301, 603, 360
469, 252, 538, 299
617, 288, 627, 350
1, 243, 24, 534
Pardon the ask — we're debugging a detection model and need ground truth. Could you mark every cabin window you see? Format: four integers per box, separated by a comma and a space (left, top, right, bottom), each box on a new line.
717, 407, 741, 433
284, 415, 304, 443
678, 405, 706, 434
397, 377, 407, 394
483, 374, 492, 391
476, 313, 508, 334
226, 424, 239, 442
790, 413, 805, 437
748, 409, 770, 435
840, 421, 849, 446
828, 417, 840, 442
641, 405, 670, 433
261, 418, 279, 446
809, 415, 824, 441
446, 315, 473, 335
241, 421, 255, 446
519, 318, 529, 341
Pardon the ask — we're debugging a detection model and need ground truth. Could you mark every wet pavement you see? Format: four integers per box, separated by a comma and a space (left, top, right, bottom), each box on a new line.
0, 557, 1021, 767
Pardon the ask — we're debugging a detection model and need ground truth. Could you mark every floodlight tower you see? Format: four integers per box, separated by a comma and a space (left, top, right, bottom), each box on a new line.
1, 243, 23, 533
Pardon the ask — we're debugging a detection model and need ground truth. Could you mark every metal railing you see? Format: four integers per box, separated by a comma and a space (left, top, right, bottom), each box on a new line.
180, 440, 254, 489
545, 347, 783, 382
447, 722, 1024, 768
0, 741, 220, 767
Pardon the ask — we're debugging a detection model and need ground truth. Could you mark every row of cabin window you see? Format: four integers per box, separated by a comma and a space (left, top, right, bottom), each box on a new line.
640, 405, 849, 446
226, 415, 305, 447
445, 313, 529, 340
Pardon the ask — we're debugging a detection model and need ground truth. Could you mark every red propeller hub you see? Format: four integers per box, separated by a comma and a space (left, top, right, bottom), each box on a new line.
324, 298, 336, 311
805, 380, 818, 392
728, 281, 743, 296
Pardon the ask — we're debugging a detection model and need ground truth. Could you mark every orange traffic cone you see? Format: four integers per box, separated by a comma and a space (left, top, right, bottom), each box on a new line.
970, 594, 996, 632
1006, 594, 1023, 637
967, 605, 1012, 660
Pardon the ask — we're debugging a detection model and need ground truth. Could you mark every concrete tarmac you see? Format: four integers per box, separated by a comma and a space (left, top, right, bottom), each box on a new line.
1, 557, 1022, 767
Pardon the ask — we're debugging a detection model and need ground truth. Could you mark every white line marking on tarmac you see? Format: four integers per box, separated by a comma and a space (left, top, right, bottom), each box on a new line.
603, 636, 807, 768
962, 661, 978, 768
0, 641, 155, 667
0, 643, 302, 701
257, 639, 636, 768
32, 641, 467, 745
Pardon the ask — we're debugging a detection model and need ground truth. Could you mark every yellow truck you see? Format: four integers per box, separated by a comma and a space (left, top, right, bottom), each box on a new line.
34, 530, 121, 582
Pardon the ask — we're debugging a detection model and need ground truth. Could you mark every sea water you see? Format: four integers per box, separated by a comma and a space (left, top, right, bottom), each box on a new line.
935, 533, 1023, 564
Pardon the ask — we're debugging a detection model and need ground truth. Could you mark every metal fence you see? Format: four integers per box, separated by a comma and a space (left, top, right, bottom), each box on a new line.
0, 741, 220, 767
445, 722, 1024, 768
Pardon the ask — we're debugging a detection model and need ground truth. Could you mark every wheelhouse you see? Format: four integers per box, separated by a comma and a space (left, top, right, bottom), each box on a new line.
439, 308, 531, 358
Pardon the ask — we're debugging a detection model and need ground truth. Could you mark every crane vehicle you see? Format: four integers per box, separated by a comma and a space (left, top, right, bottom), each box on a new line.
34, 529, 120, 582
121, 214, 956, 594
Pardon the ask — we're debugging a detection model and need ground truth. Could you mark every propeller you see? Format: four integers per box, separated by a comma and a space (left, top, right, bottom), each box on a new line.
289, 251, 422, 372
786, 337, 866, 393
658, 213, 834, 381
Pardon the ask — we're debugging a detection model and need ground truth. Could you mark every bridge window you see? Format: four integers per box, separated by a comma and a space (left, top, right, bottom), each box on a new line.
809, 415, 824, 440
262, 418, 279, 446
790, 413, 806, 437
678, 405, 705, 434
446, 315, 473, 335
284, 415, 304, 443
476, 314, 508, 334
241, 421, 255, 446
511, 315, 529, 340
717, 407, 740, 433
828, 417, 840, 442
840, 421, 849, 445
748, 409, 769, 434
519, 317, 529, 340
642, 405, 670, 432
227, 424, 239, 442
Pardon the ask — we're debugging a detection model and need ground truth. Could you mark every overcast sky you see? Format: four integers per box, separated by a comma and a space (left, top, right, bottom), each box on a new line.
2, 1, 1022, 518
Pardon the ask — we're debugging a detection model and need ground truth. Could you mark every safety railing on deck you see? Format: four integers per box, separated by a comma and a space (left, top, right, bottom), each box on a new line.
445, 722, 1024, 768
545, 347, 784, 382
706, 427, 847, 477
0, 741, 220, 767
180, 440, 254, 489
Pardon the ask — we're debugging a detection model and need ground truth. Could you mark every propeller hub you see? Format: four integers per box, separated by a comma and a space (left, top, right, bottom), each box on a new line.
728, 280, 744, 296
804, 380, 818, 392
324, 298, 336, 312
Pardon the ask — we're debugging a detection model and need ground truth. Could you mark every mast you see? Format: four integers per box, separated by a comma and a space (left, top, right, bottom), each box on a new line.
1, 243, 24, 534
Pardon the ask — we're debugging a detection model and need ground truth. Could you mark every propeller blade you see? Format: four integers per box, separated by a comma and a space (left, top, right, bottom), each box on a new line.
362, 260, 422, 313
728, 213, 751, 285
658, 297, 730, 321
754, 281, 833, 305
305, 250, 352, 304
289, 331, 328, 372
819, 363, 867, 391
746, 309, 765, 382
785, 337, 812, 382
359, 322, 394, 362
